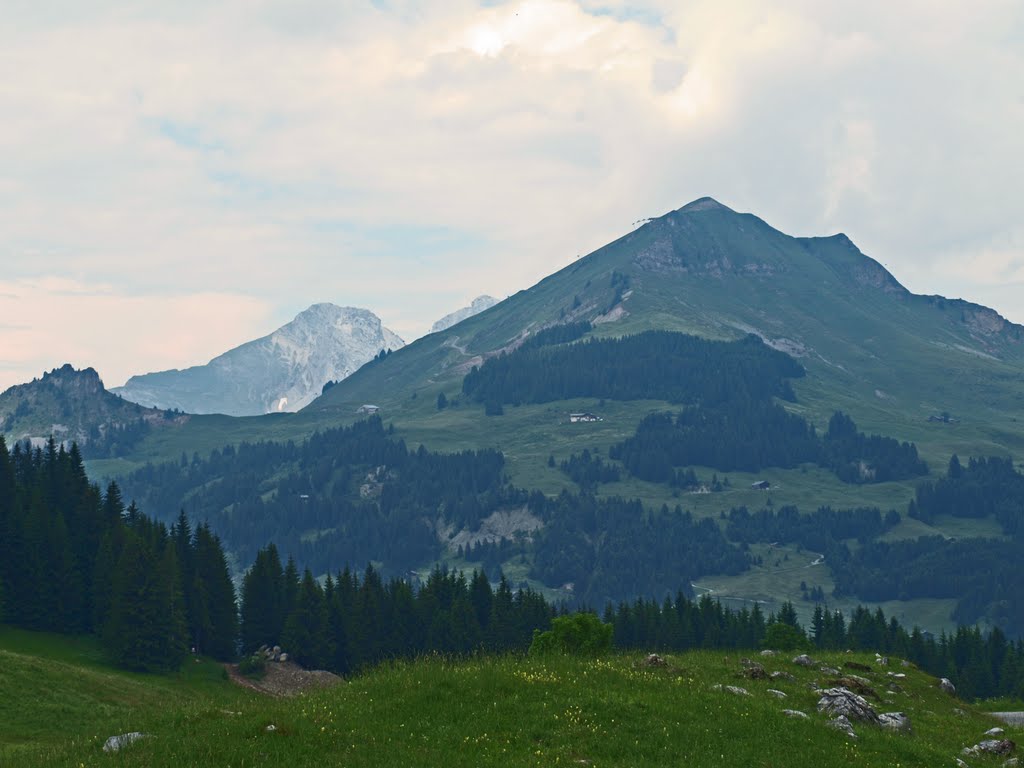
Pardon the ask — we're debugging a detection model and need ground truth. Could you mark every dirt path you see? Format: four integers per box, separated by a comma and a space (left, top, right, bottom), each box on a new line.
225, 661, 343, 698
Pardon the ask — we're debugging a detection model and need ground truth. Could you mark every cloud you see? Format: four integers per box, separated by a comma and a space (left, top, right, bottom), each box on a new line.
0, 0, 1022, 388
0, 278, 272, 390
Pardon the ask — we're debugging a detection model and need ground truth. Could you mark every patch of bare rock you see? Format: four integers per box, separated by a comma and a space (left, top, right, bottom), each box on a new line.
226, 657, 342, 698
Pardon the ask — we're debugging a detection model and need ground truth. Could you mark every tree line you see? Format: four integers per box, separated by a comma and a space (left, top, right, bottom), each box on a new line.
239, 545, 554, 675
5, 432, 1024, 702
528, 492, 749, 607
462, 331, 804, 407
612, 594, 1024, 700
611, 407, 927, 482
911, 455, 1024, 534
0, 436, 237, 671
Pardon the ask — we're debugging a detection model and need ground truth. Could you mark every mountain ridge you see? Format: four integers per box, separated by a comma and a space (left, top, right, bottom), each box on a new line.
310, 197, 1024, 417
0, 363, 173, 450
113, 304, 405, 416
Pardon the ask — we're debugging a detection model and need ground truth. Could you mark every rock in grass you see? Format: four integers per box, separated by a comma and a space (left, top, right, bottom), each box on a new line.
827, 715, 857, 739
962, 740, 1016, 757
793, 654, 816, 667
817, 688, 880, 725
712, 684, 751, 696
771, 671, 796, 682
825, 676, 879, 700
782, 709, 809, 719
987, 728, 1007, 737
103, 733, 150, 752
767, 689, 787, 699
879, 712, 912, 732
741, 662, 767, 680
940, 677, 957, 695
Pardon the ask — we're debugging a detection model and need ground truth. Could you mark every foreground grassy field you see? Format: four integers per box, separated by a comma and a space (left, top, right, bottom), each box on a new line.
4, 627, 1022, 767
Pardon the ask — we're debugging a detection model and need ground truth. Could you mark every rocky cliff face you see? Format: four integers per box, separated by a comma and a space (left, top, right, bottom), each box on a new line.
113, 305, 405, 416
430, 296, 500, 333
0, 364, 164, 448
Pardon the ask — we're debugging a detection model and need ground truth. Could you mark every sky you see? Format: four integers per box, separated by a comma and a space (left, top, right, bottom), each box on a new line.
1, 0, 1022, 391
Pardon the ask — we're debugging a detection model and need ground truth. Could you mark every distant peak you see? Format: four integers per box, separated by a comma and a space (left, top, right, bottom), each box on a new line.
677, 197, 734, 214
43, 364, 100, 380
300, 303, 371, 316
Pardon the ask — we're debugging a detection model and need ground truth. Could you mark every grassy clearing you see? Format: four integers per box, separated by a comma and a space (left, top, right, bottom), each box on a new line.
0, 627, 251, 762
690, 543, 966, 634
10, 630, 1022, 768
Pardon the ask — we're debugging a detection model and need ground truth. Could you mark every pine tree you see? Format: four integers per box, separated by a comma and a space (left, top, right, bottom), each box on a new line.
193, 524, 238, 661
282, 569, 332, 669
102, 532, 187, 672
240, 544, 286, 652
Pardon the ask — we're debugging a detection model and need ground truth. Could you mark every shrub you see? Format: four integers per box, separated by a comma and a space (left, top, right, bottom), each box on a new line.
529, 613, 612, 657
238, 653, 267, 679
762, 622, 811, 651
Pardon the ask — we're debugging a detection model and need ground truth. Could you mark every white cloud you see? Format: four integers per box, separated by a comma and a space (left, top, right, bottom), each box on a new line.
0, 278, 272, 389
0, 0, 1022, 390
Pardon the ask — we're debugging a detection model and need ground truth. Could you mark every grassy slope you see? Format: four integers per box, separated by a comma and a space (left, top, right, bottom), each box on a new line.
6, 629, 1021, 768
0, 627, 251, 762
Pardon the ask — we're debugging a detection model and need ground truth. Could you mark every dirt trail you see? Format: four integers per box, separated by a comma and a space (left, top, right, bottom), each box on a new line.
225, 661, 343, 698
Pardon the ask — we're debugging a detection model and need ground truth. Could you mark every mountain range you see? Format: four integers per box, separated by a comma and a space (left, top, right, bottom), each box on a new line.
7, 196, 1024, 635
111, 304, 405, 416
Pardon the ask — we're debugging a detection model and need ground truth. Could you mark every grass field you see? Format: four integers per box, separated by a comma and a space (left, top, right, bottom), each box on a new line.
0, 627, 250, 762
5, 626, 1021, 767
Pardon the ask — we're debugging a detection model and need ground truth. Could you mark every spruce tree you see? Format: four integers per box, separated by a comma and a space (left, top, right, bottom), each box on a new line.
193, 523, 238, 660
282, 569, 332, 669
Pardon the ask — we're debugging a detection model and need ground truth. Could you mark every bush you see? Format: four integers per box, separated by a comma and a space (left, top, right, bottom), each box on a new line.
762, 622, 811, 652
529, 613, 613, 657
238, 653, 267, 679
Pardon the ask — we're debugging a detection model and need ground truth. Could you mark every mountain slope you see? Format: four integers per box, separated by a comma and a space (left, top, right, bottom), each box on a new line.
308, 198, 1024, 465
0, 364, 172, 452
113, 304, 405, 416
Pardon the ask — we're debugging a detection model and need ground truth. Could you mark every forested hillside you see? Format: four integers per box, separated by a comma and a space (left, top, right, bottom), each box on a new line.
121, 417, 517, 576
462, 331, 803, 407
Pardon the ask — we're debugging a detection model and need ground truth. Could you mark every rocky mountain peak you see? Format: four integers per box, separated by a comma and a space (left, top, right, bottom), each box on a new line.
41, 364, 104, 392
113, 303, 405, 416
676, 197, 734, 214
